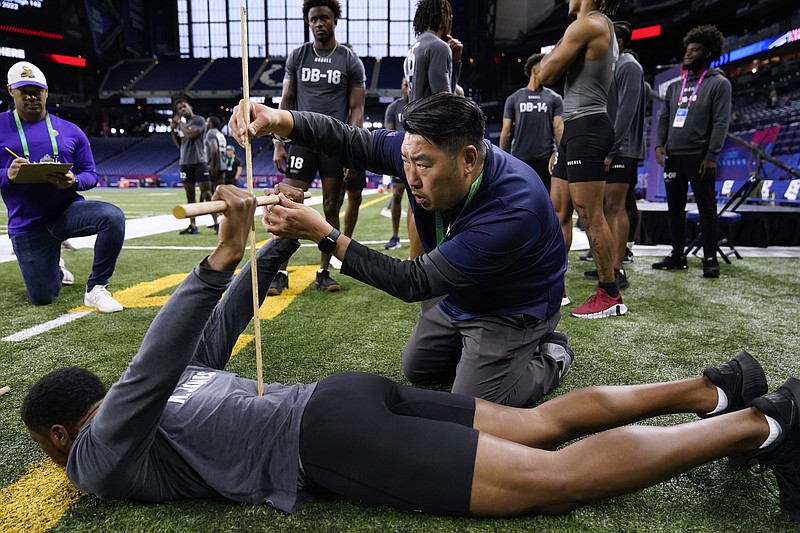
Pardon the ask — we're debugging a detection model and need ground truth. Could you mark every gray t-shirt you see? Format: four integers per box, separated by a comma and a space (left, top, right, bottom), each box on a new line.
606, 53, 647, 160
178, 114, 207, 165
503, 87, 563, 160
66, 240, 317, 514
284, 43, 366, 123
403, 31, 461, 103
562, 12, 618, 122
205, 128, 228, 169
384, 98, 408, 130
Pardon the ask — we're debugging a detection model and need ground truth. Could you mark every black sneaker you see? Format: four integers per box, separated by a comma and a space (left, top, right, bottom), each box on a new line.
583, 269, 629, 290
746, 378, 800, 521
538, 331, 574, 379
623, 247, 634, 264
698, 351, 767, 418
267, 272, 289, 296
702, 257, 720, 278
315, 269, 341, 292
652, 252, 687, 270
616, 269, 629, 290
384, 235, 401, 250
179, 225, 199, 235
579, 251, 593, 261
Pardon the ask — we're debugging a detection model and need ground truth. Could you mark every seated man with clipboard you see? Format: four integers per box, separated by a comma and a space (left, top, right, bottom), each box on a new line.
1, 61, 125, 312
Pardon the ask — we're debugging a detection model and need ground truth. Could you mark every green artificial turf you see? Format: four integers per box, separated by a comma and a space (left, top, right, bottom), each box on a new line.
0, 187, 798, 532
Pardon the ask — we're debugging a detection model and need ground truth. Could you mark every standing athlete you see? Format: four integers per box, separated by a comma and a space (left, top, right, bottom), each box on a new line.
403, 0, 463, 103
500, 53, 564, 192
271, 0, 366, 294
170, 98, 210, 235
582, 21, 647, 289
204, 116, 227, 233
539, 0, 623, 319
652, 25, 731, 278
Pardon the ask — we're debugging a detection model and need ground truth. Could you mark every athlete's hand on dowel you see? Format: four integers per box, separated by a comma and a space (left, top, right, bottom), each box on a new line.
228, 100, 295, 146
262, 193, 332, 245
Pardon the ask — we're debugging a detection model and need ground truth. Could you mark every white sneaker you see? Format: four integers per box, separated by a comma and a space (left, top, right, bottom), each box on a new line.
379, 208, 392, 218
84, 285, 123, 313
328, 256, 342, 270
59, 257, 75, 285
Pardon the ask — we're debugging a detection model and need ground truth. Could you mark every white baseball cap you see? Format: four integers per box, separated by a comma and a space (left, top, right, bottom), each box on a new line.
7, 61, 48, 90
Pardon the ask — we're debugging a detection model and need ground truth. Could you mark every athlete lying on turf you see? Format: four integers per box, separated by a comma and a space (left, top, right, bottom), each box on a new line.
21, 185, 799, 520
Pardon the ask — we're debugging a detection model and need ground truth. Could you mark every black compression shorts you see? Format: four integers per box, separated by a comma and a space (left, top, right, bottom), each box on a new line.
286, 145, 344, 184
345, 169, 367, 191
299, 372, 478, 515
606, 156, 639, 186
552, 113, 614, 183
180, 163, 211, 184
522, 157, 553, 191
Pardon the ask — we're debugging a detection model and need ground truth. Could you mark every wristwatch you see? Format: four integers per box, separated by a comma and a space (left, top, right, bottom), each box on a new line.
317, 228, 341, 254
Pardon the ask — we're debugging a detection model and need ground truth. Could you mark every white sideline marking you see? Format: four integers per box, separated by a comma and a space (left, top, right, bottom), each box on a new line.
2, 312, 92, 342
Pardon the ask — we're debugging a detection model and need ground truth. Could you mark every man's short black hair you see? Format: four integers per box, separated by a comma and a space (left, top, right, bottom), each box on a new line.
412, 0, 453, 36
303, 0, 341, 21
208, 116, 221, 129
683, 25, 725, 61
21, 367, 106, 431
597, 0, 621, 15
402, 92, 485, 159
173, 98, 190, 111
524, 53, 545, 79
614, 21, 632, 48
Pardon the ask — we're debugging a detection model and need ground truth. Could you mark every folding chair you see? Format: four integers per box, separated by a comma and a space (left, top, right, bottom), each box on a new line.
685, 209, 742, 263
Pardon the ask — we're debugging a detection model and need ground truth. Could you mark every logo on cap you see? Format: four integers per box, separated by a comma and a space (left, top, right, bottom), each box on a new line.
20, 66, 36, 80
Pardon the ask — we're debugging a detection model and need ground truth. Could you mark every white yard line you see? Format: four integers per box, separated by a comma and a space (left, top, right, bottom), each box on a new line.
2, 312, 92, 342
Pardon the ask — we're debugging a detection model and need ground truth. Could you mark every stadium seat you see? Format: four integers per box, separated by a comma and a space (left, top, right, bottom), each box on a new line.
786, 179, 800, 202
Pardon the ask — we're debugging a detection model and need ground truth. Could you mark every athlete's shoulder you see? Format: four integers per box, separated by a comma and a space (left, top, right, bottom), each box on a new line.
510, 87, 528, 99
286, 44, 310, 63
616, 54, 643, 74
541, 87, 562, 99
420, 31, 448, 51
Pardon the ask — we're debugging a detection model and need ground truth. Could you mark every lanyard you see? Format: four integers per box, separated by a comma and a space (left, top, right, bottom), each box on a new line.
435, 171, 484, 246
13, 110, 58, 161
677, 69, 708, 109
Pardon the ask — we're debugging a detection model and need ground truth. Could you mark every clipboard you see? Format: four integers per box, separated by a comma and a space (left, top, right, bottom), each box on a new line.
12, 162, 72, 184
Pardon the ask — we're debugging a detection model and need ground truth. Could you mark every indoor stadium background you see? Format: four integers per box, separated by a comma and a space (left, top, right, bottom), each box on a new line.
1, 0, 797, 210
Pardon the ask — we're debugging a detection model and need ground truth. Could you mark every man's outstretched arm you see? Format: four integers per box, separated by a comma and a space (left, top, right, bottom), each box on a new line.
261, 192, 475, 302
72, 187, 257, 496
229, 101, 378, 173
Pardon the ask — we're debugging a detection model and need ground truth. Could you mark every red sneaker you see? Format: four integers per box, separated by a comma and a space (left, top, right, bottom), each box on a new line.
561, 290, 571, 307
570, 288, 628, 319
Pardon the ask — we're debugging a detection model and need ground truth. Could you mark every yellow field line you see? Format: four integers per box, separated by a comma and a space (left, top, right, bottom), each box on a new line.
1, 266, 318, 531
0, 460, 82, 533
230, 264, 318, 358
339, 193, 389, 217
